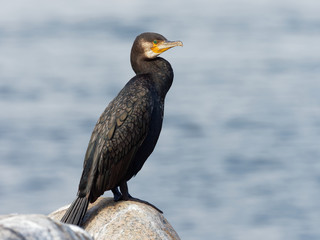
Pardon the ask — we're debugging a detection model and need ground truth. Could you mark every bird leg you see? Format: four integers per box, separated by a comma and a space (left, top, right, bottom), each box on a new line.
112, 187, 122, 202
119, 182, 163, 213
119, 182, 130, 200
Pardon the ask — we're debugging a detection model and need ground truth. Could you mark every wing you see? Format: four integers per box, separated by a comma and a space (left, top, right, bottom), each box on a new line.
77, 79, 154, 202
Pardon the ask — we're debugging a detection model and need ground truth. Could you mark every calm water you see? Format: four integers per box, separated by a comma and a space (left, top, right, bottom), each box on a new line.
1, 1, 320, 239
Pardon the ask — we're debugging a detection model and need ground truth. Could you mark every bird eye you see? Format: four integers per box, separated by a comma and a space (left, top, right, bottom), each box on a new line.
153, 40, 157, 44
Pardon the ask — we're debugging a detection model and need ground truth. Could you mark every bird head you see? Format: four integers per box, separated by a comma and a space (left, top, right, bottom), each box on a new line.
131, 32, 183, 60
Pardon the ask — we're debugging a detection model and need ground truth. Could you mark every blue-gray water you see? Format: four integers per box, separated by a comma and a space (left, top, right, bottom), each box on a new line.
1, 1, 320, 239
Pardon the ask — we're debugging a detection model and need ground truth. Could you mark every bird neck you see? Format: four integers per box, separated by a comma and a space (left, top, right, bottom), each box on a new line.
131, 57, 174, 99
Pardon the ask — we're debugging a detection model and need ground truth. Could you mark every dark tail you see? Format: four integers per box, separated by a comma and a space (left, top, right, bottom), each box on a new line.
60, 196, 89, 226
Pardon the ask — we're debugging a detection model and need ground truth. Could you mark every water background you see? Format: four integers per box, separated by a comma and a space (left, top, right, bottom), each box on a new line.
1, 1, 320, 239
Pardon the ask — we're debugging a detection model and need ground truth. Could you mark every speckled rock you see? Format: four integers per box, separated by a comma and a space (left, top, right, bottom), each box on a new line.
50, 197, 180, 240
0, 214, 93, 240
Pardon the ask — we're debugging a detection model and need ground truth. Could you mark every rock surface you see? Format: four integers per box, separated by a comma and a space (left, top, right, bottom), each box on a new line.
49, 197, 181, 240
0, 214, 92, 240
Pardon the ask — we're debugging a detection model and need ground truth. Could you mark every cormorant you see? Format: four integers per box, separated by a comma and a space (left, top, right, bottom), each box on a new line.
61, 32, 182, 226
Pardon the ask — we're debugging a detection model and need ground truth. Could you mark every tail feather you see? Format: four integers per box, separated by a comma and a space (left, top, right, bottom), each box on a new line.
61, 197, 89, 226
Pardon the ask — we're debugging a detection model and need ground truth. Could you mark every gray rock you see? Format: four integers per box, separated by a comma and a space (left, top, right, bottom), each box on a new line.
50, 197, 181, 240
0, 214, 92, 240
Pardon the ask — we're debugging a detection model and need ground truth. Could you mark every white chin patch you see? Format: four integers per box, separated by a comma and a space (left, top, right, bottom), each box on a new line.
141, 41, 159, 59
145, 49, 159, 59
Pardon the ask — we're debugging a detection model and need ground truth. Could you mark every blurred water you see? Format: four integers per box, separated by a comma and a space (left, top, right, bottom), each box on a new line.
1, 0, 320, 239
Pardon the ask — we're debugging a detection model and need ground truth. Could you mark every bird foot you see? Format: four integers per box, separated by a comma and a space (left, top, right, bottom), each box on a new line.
115, 194, 163, 213
127, 196, 163, 214
113, 184, 163, 213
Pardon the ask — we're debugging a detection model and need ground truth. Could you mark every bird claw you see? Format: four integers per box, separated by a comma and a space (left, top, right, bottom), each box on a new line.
127, 196, 163, 214
113, 192, 163, 213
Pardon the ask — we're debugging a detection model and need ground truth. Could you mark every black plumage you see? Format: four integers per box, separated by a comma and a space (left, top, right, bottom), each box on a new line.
61, 32, 182, 226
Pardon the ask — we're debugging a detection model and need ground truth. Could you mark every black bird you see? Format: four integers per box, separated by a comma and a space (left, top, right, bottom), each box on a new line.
61, 32, 182, 226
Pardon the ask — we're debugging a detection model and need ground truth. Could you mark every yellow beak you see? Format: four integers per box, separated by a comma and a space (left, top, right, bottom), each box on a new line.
151, 40, 183, 54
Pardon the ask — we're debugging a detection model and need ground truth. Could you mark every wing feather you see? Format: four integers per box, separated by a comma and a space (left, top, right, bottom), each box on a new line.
77, 80, 154, 201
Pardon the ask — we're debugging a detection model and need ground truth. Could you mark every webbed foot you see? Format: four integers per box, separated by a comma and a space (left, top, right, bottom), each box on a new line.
118, 182, 163, 213
127, 196, 163, 214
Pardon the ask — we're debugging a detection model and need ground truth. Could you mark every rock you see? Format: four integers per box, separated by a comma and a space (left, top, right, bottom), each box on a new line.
0, 214, 93, 240
49, 197, 181, 240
